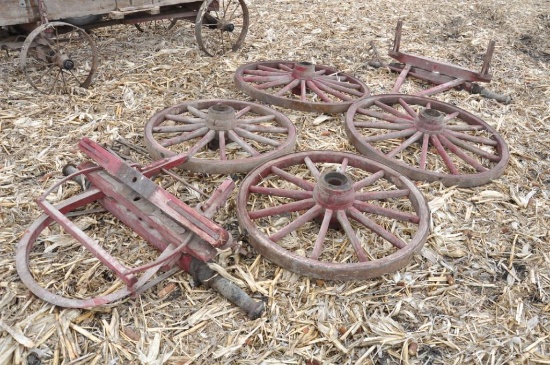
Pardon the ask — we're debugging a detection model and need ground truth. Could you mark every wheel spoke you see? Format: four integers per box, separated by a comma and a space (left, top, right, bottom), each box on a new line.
307, 80, 334, 102
165, 114, 205, 124
227, 130, 260, 156
356, 108, 413, 124
353, 200, 420, 223
353, 121, 410, 130
362, 128, 416, 143
234, 127, 281, 147
430, 135, 459, 174
398, 98, 418, 118
355, 189, 410, 201
303, 156, 320, 179
386, 131, 423, 158
317, 78, 362, 90
243, 69, 288, 76
419, 133, 430, 170
187, 105, 210, 119
313, 80, 356, 100
274, 78, 301, 96
348, 207, 407, 249
443, 111, 460, 122
249, 186, 313, 200
446, 124, 484, 132
237, 124, 287, 133
249, 198, 315, 220
237, 115, 276, 124
438, 134, 488, 172
271, 166, 315, 191
374, 100, 414, 120
153, 123, 206, 133
219, 131, 227, 160
352, 170, 384, 190
269, 203, 322, 242
300, 80, 307, 101
160, 126, 209, 147
336, 210, 369, 262
339, 158, 349, 173
187, 129, 217, 157
279, 63, 293, 72
446, 130, 498, 146
442, 133, 501, 161
310, 209, 333, 260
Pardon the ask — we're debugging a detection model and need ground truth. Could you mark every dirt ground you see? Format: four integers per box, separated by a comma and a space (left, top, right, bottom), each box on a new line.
0, 0, 549, 364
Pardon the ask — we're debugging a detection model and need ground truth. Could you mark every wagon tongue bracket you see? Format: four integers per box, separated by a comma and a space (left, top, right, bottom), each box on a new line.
377, 20, 510, 103
17, 137, 265, 319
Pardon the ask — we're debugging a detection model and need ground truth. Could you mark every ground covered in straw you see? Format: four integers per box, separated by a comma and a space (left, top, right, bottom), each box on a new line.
1, 0, 549, 364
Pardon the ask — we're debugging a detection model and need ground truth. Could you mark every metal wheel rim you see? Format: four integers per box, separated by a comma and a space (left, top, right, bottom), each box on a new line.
20, 21, 98, 94
234, 60, 371, 113
237, 151, 430, 281
195, 0, 249, 56
16, 192, 159, 308
345, 94, 509, 187
144, 99, 297, 174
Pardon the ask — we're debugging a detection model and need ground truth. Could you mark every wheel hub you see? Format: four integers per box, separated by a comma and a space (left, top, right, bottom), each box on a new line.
291, 61, 316, 80
205, 104, 238, 130
415, 108, 445, 133
63, 59, 75, 70
313, 171, 356, 210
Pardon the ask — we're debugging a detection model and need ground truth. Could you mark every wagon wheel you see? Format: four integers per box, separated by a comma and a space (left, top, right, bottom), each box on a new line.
237, 151, 430, 280
195, 0, 249, 56
144, 99, 297, 174
345, 94, 509, 187
20, 22, 98, 94
235, 61, 371, 113
134, 19, 178, 32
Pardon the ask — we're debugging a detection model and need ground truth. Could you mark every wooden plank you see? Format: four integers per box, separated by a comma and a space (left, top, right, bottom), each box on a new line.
44, 0, 116, 20
0, 0, 40, 26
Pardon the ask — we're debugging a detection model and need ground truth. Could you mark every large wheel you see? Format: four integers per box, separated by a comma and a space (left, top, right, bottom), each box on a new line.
345, 95, 509, 187
20, 21, 98, 93
237, 151, 430, 281
235, 61, 370, 113
144, 99, 297, 174
195, 0, 249, 56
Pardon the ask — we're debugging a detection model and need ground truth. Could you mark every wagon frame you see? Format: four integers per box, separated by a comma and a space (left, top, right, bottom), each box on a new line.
0, 0, 249, 93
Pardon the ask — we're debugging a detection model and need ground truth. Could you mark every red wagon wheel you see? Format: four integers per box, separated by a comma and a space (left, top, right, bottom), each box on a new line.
235, 61, 370, 113
20, 21, 98, 93
144, 99, 297, 174
237, 151, 430, 280
345, 95, 509, 187
195, 0, 249, 56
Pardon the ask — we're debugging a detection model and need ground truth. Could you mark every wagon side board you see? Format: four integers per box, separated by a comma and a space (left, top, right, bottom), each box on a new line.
1, 0, 200, 26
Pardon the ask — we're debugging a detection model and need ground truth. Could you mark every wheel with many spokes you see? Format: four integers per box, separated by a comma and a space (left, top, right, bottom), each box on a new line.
345, 95, 509, 187
237, 151, 430, 280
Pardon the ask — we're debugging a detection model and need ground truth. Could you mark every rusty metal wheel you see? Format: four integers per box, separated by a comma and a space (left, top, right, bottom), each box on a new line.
234, 61, 371, 113
135, 19, 178, 32
195, 0, 249, 56
20, 22, 98, 93
237, 151, 430, 280
345, 95, 509, 187
144, 99, 297, 174
16, 191, 163, 308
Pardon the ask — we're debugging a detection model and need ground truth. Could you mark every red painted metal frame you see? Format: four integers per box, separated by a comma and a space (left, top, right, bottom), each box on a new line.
387, 20, 495, 98
16, 138, 265, 318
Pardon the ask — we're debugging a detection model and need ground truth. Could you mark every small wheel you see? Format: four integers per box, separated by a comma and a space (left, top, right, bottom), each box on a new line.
345, 94, 509, 187
235, 61, 371, 113
134, 19, 178, 32
20, 21, 98, 93
195, 0, 249, 56
144, 99, 297, 174
237, 151, 430, 280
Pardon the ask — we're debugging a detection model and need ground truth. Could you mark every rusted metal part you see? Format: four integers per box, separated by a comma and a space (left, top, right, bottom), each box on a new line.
16, 139, 265, 318
237, 151, 430, 280
19, 22, 98, 93
382, 21, 511, 103
345, 94, 509, 187
195, 0, 249, 56
144, 99, 297, 174
235, 61, 371, 113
